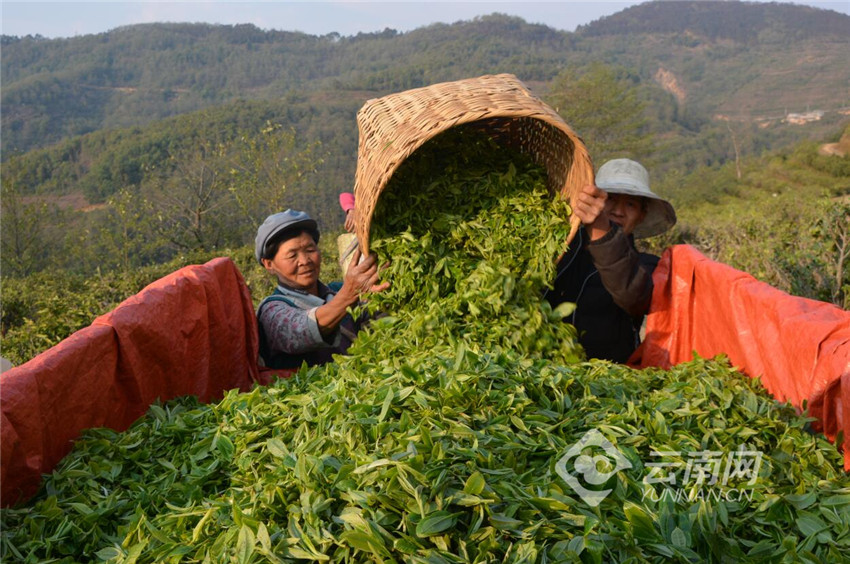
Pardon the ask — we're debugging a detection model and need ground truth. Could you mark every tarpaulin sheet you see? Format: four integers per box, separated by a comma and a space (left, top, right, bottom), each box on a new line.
632, 245, 850, 470
1, 257, 291, 507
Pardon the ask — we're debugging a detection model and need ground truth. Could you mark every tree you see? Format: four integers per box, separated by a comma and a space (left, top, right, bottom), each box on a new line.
813, 197, 850, 308
0, 172, 54, 277
545, 63, 654, 165
726, 121, 742, 180
227, 122, 324, 228
145, 140, 237, 251
95, 187, 166, 271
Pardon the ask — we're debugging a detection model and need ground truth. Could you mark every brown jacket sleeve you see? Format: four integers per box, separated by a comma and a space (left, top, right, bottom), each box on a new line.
586, 225, 657, 317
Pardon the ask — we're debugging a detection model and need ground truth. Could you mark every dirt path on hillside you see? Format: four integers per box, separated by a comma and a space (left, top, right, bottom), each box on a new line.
23, 192, 107, 212
819, 143, 846, 157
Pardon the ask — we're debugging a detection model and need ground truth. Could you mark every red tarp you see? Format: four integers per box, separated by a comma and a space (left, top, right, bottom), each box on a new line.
632, 244, 850, 470
0, 258, 290, 507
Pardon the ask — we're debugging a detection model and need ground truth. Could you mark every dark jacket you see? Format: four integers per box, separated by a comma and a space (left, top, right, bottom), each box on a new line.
545, 225, 659, 363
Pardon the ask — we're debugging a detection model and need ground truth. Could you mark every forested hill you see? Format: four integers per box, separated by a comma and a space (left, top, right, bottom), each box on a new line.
572, 1, 850, 120
578, 0, 850, 41
2, 1, 849, 157
0, 15, 571, 156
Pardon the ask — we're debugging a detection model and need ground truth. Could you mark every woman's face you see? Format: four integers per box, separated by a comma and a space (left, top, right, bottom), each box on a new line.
604, 193, 647, 236
262, 231, 321, 293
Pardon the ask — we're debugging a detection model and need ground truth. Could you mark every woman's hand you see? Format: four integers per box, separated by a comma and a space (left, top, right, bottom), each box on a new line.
340, 248, 390, 302
344, 209, 356, 233
316, 249, 389, 335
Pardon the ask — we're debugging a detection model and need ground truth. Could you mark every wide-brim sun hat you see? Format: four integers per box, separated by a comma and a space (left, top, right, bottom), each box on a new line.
595, 158, 677, 239
255, 209, 319, 264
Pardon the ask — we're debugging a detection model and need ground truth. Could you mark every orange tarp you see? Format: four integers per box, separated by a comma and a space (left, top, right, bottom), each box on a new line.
0, 257, 289, 507
632, 245, 850, 470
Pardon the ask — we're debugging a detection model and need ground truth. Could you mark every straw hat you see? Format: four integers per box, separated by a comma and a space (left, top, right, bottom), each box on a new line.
595, 159, 676, 239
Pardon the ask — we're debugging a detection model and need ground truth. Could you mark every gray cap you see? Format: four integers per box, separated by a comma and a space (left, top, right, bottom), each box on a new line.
595, 158, 677, 239
255, 209, 319, 264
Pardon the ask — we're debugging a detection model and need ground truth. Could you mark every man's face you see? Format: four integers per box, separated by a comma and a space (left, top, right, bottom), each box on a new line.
262, 231, 321, 292
604, 193, 647, 236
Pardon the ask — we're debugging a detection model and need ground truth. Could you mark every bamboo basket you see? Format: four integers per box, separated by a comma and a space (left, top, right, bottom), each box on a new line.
352, 73, 593, 253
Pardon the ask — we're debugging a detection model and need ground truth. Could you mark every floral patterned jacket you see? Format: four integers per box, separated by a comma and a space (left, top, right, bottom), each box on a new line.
257, 281, 358, 369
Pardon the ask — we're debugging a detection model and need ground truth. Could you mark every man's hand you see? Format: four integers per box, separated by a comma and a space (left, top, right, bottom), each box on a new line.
574, 184, 611, 241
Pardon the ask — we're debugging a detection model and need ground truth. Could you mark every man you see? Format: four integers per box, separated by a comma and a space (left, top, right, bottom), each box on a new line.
255, 209, 388, 369
545, 158, 676, 363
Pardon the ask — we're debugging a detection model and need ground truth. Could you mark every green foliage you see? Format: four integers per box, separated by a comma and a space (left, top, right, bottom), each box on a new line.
651, 140, 850, 308
3, 100, 296, 198
0, 236, 346, 367
0, 250, 234, 366
2, 133, 848, 562
366, 127, 580, 362
816, 198, 850, 308
2, 16, 847, 561
3, 4, 847, 165
0, 114, 339, 279
0, 176, 57, 278
792, 140, 850, 178
5, 354, 850, 562
545, 63, 654, 164
228, 122, 324, 226
95, 188, 171, 272
578, 1, 850, 43
0, 16, 574, 156
142, 138, 239, 251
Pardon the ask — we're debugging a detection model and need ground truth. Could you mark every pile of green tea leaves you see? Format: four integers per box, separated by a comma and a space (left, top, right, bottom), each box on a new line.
3, 128, 849, 564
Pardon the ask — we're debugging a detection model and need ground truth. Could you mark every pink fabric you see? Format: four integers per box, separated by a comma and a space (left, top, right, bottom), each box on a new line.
339, 192, 356, 212
0, 258, 294, 507
632, 245, 850, 470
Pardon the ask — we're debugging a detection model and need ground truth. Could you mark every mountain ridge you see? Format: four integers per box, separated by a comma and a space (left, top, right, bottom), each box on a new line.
1, 2, 847, 178
578, 0, 850, 41
3, 3, 848, 154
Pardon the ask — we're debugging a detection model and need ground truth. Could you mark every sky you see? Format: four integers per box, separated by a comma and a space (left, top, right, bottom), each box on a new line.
2, 0, 849, 39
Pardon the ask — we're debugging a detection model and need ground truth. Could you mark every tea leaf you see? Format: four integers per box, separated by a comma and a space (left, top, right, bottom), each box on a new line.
416, 511, 459, 536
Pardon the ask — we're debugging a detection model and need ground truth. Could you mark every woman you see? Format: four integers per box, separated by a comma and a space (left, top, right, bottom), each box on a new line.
254, 209, 388, 369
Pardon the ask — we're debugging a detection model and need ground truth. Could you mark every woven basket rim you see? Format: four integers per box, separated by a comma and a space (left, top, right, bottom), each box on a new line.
352, 73, 592, 253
